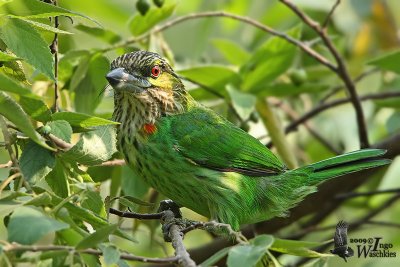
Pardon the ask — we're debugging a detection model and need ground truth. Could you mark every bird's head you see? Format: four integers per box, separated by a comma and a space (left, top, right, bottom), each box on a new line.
106, 51, 189, 120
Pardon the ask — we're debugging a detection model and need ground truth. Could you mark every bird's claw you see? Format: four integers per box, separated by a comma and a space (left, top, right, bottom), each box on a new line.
158, 200, 183, 242
158, 199, 182, 218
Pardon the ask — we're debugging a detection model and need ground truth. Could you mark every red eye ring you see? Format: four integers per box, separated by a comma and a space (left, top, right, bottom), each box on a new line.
151, 65, 161, 78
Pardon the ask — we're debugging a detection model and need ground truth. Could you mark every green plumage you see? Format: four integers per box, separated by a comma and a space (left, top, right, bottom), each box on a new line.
108, 51, 390, 230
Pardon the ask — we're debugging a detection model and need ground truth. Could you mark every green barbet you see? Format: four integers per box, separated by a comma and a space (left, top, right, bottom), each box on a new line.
106, 51, 389, 230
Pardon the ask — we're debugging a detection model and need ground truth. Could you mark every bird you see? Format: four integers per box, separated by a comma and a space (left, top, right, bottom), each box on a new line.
105, 50, 390, 230
330, 220, 354, 262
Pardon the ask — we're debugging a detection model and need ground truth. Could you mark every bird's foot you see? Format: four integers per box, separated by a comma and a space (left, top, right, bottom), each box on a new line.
158, 200, 185, 242
203, 220, 248, 244
157, 199, 182, 218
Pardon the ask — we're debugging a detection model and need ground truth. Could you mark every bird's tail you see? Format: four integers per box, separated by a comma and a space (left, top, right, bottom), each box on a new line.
296, 149, 390, 186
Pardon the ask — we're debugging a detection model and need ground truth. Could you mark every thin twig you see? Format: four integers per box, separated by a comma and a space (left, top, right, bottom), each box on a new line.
47, 133, 73, 151
320, 68, 379, 103
0, 172, 21, 195
0, 161, 12, 168
335, 188, 400, 200
0, 116, 19, 169
2, 243, 178, 264
365, 220, 400, 228
270, 98, 341, 154
102, 11, 335, 71
294, 193, 400, 266
181, 221, 248, 244
109, 207, 163, 220
265, 91, 400, 147
322, 0, 341, 28
50, 0, 59, 112
279, 0, 369, 148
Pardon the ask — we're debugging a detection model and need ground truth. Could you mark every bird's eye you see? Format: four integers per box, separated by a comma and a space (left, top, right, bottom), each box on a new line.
151, 65, 161, 78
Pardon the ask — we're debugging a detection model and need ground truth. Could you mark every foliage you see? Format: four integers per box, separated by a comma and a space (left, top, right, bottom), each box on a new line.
0, 0, 399, 266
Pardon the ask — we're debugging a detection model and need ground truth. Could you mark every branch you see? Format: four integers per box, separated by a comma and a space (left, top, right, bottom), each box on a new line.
320, 68, 379, 103
188, 132, 400, 263
335, 188, 400, 200
2, 243, 178, 264
0, 116, 19, 170
266, 91, 400, 148
47, 133, 73, 151
110, 208, 197, 266
163, 210, 197, 267
103, 11, 335, 71
322, 0, 341, 28
294, 193, 400, 266
0, 172, 21, 195
0, 160, 12, 169
109, 207, 163, 220
270, 98, 341, 154
50, 0, 59, 112
279, 0, 369, 148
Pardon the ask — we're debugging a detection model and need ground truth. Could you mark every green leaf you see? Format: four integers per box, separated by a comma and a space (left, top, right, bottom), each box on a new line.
241, 25, 301, 92
81, 190, 106, 218
51, 112, 119, 129
121, 165, 149, 199
1, 60, 26, 81
0, 92, 51, 149
227, 245, 266, 267
0, 72, 34, 96
200, 247, 231, 267
2, 0, 100, 26
7, 206, 68, 245
69, 54, 90, 91
270, 238, 331, 258
101, 245, 121, 266
74, 54, 109, 114
0, 50, 20, 62
76, 224, 118, 249
178, 65, 240, 96
0, 0, 13, 7
368, 50, 400, 74
251, 234, 274, 248
19, 96, 52, 122
46, 120, 73, 143
45, 159, 70, 198
129, 2, 176, 36
227, 235, 274, 267
0, 17, 54, 80
20, 140, 56, 182
114, 196, 154, 212
8, 16, 73, 34
226, 85, 256, 121
212, 39, 250, 65
24, 192, 52, 207
61, 125, 117, 165
75, 24, 121, 44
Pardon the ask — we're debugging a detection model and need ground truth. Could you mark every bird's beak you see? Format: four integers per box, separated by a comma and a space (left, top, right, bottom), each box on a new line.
106, 67, 151, 93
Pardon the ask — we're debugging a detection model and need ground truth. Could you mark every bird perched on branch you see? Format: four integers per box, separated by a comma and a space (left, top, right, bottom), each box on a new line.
106, 50, 389, 230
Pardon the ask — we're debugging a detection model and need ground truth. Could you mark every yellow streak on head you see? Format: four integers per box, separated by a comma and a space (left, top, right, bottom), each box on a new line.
150, 71, 174, 92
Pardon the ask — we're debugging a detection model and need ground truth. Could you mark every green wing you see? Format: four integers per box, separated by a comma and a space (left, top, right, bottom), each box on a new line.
164, 106, 286, 176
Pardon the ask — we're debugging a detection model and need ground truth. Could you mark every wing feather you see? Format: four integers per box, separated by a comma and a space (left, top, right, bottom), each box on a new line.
164, 106, 286, 176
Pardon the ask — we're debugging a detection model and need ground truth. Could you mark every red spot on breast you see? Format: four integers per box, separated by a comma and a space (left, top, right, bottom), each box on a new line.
143, 123, 157, 135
